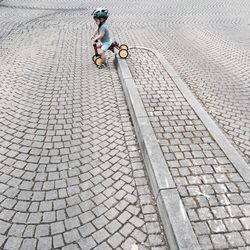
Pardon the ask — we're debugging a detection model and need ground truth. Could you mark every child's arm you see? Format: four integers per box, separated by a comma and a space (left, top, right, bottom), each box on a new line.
92, 31, 104, 42
91, 29, 98, 39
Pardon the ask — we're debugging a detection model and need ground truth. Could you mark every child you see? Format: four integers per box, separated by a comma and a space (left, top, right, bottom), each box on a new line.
91, 8, 112, 68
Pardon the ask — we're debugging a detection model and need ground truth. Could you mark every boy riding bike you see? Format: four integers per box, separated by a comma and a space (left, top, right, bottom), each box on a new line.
91, 8, 112, 69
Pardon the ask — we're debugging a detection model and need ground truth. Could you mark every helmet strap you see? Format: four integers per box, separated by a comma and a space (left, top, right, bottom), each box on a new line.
98, 19, 105, 28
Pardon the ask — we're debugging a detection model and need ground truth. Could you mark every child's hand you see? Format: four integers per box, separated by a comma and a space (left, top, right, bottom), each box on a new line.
92, 38, 97, 45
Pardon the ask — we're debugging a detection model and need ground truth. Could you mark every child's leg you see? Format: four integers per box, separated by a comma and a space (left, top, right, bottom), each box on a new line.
97, 49, 106, 64
98, 41, 112, 65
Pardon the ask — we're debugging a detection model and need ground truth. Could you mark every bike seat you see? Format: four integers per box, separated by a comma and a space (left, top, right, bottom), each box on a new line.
109, 41, 119, 51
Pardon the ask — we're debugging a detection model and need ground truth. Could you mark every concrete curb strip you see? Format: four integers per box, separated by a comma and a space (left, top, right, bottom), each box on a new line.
114, 57, 176, 193
137, 116, 176, 194
158, 189, 201, 250
114, 55, 201, 250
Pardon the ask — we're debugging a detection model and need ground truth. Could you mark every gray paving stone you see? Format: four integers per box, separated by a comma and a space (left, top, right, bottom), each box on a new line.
0, 220, 11, 234
4, 236, 22, 250
8, 224, 25, 237
198, 235, 213, 250
2, 198, 17, 209
121, 237, 137, 249
108, 232, 124, 248
63, 229, 81, 244
239, 204, 250, 216
53, 234, 65, 249
120, 223, 135, 238
241, 231, 250, 245
227, 193, 245, 204
39, 201, 53, 212
240, 217, 250, 230
79, 211, 95, 224
92, 228, 110, 244
12, 212, 28, 224
20, 239, 37, 250
23, 225, 35, 238
37, 237, 52, 250
211, 206, 229, 219
27, 212, 42, 224
105, 219, 122, 234
66, 205, 81, 217
148, 234, 165, 246
131, 229, 147, 243
130, 216, 145, 228
105, 207, 120, 220
225, 232, 245, 247
79, 223, 96, 237
208, 220, 227, 233
92, 204, 108, 217
93, 215, 109, 229
42, 211, 56, 223
118, 211, 132, 224
0, 209, 15, 221
197, 208, 213, 221
193, 222, 210, 235
226, 205, 244, 217
35, 224, 50, 237
56, 210, 67, 221
211, 234, 229, 249
65, 217, 81, 230
78, 236, 97, 250
51, 221, 65, 235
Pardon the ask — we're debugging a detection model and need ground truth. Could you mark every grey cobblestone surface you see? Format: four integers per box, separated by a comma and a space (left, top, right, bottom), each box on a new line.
110, 0, 250, 165
0, 2, 168, 249
127, 48, 250, 249
1, 0, 250, 249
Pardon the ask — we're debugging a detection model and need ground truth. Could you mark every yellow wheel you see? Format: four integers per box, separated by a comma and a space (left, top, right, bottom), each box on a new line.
95, 57, 102, 66
119, 49, 128, 59
119, 44, 128, 50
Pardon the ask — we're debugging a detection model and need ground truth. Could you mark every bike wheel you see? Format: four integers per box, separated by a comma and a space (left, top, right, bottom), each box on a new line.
95, 56, 102, 66
119, 49, 129, 59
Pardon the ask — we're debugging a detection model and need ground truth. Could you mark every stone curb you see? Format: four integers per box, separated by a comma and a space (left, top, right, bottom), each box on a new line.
114, 55, 201, 250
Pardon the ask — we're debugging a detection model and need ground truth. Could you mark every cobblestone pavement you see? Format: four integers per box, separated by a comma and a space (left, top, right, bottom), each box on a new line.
1, 0, 250, 249
2, 0, 250, 161
0, 2, 168, 250
109, 0, 250, 164
127, 48, 250, 249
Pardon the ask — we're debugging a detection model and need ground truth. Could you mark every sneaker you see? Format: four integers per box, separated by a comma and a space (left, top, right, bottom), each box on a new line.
97, 62, 108, 69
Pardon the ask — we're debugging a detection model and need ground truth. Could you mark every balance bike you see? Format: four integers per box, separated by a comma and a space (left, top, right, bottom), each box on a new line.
92, 41, 129, 66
